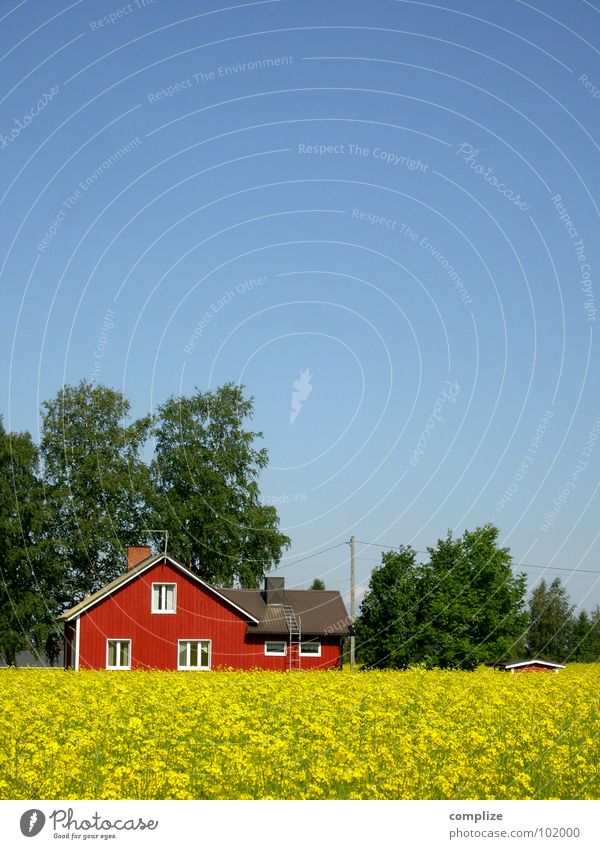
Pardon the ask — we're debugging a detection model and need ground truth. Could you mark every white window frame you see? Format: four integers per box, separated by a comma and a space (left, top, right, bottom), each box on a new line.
299, 641, 322, 657
151, 582, 177, 614
264, 640, 287, 656
177, 639, 212, 671
106, 639, 131, 670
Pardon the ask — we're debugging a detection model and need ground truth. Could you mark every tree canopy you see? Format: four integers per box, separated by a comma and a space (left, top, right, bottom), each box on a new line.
354, 545, 420, 669
40, 381, 151, 603
356, 525, 528, 670
526, 577, 575, 662
570, 607, 600, 662
148, 384, 290, 587
0, 418, 61, 664
37, 380, 290, 601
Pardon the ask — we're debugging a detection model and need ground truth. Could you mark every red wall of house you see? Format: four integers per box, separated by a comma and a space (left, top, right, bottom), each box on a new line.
512, 664, 558, 674
74, 560, 342, 671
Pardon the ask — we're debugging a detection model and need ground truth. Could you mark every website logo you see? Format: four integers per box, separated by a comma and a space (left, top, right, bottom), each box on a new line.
20, 810, 46, 837
290, 369, 313, 425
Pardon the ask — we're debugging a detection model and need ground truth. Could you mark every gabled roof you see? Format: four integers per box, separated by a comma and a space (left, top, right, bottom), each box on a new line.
59, 554, 352, 637
495, 658, 565, 670
59, 554, 259, 624
218, 587, 353, 636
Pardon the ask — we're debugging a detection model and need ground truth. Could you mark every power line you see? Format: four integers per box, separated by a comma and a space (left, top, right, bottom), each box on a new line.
274, 542, 348, 570
355, 539, 600, 577
275, 538, 600, 578
512, 563, 600, 576
356, 540, 424, 551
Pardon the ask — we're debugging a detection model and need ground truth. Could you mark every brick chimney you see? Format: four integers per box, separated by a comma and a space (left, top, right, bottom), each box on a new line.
127, 545, 152, 571
264, 576, 284, 605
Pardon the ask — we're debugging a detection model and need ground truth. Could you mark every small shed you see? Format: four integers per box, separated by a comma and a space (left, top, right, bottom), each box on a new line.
494, 658, 565, 674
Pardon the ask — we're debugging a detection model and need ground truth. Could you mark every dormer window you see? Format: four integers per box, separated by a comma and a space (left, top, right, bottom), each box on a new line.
152, 583, 176, 613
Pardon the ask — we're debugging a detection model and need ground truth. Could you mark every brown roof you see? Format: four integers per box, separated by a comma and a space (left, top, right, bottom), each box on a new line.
59, 554, 352, 636
218, 588, 353, 636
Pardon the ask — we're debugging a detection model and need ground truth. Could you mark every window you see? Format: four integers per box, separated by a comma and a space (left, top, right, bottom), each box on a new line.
106, 639, 131, 670
178, 640, 211, 670
152, 583, 176, 613
300, 641, 321, 657
264, 641, 287, 656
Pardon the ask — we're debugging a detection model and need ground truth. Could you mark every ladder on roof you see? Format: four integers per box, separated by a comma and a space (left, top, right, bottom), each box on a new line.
283, 604, 301, 671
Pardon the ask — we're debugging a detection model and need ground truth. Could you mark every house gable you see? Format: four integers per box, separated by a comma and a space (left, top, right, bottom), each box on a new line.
60, 555, 259, 625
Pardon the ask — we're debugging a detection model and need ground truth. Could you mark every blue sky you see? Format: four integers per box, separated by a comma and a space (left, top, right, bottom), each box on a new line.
1, 0, 599, 607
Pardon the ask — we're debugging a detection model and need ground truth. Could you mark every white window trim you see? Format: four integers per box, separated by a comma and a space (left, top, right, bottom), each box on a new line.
177, 639, 212, 671
151, 582, 177, 614
106, 638, 131, 670
299, 641, 322, 657
264, 640, 287, 656
74, 616, 80, 671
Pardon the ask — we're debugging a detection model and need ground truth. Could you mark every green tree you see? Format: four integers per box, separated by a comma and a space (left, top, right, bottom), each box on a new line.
0, 419, 61, 664
418, 525, 528, 670
570, 610, 593, 661
309, 578, 326, 590
41, 381, 151, 606
526, 577, 574, 661
149, 383, 290, 587
355, 546, 420, 669
585, 607, 600, 662
356, 526, 528, 671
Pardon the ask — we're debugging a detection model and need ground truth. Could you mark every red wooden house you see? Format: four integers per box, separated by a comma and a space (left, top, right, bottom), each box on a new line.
60, 547, 352, 671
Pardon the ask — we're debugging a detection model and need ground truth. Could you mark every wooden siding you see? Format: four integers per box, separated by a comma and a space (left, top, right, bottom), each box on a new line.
511, 663, 560, 674
73, 559, 343, 671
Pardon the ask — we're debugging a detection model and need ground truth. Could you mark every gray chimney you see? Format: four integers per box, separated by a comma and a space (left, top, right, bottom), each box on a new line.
265, 576, 284, 605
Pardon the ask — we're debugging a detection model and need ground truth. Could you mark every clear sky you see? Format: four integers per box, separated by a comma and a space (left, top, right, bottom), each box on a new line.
1, 0, 599, 608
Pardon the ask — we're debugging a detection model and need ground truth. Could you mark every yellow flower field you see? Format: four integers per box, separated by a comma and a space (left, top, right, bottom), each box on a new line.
0, 665, 598, 800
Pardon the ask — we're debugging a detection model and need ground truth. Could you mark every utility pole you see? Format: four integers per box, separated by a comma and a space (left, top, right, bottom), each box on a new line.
350, 534, 356, 669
